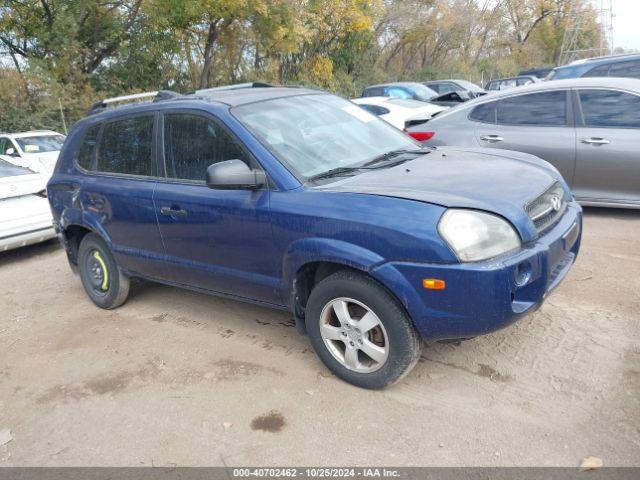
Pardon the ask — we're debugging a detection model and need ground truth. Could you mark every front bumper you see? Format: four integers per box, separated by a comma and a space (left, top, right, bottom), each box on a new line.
371, 202, 582, 341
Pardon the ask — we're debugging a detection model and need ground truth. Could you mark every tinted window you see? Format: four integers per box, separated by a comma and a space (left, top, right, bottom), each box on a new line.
583, 64, 610, 78
358, 104, 389, 116
469, 102, 496, 123
427, 83, 442, 93
497, 91, 566, 126
96, 116, 154, 176
578, 89, 640, 128
608, 60, 640, 79
362, 87, 383, 97
77, 124, 101, 170
164, 113, 250, 181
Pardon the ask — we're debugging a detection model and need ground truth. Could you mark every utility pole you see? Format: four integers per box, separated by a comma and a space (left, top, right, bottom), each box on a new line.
559, 0, 615, 64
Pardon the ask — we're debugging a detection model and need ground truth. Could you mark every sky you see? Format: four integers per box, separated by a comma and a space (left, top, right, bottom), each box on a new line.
611, 0, 640, 51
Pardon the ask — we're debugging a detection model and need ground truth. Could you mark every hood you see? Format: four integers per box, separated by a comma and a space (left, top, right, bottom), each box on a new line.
315, 147, 564, 241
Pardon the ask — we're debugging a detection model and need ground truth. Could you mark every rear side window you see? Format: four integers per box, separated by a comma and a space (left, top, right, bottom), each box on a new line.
608, 60, 640, 79
77, 124, 101, 170
469, 102, 496, 123
578, 90, 640, 128
96, 115, 154, 176
163, 113, 251, 182
497, 91, 566, 126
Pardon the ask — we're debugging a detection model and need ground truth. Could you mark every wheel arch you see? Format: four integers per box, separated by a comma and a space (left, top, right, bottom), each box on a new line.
284, 238, 419, 335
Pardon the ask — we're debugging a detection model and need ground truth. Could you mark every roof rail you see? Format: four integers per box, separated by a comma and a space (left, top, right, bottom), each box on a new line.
87, 90, 182, 115
195, 82, 273, 95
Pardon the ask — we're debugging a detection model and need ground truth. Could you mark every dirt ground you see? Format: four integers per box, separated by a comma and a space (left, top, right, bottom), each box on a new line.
1, 207, 639, 467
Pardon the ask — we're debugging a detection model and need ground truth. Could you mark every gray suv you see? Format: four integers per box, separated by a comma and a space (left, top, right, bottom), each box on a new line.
407, 78, 640, 209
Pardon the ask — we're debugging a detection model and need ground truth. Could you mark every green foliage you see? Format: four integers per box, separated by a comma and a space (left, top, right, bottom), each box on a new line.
0, 0, 607, 132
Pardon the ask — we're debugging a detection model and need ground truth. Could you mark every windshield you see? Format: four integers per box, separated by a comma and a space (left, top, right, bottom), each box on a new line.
16, 135, 65, 153
233, 94, 419, 180
407, 84, 438, 101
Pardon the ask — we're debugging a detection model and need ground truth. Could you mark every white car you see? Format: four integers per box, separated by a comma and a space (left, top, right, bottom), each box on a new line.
0, 130, 66, 177
0, 160, 56, 252
351, 96, 447, 131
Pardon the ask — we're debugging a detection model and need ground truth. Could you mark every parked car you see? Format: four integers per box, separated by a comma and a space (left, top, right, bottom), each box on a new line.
407, 77, 640, 209
518, 67, 553, 79
351, 96, 446, 132
362, 82, 440, 103
423, 79, 487, 97
548, 54, 640, 81
48, 86, 582, 389
0, 130, 66, 177
485, 75, 539, 91
1, 160, 55, 252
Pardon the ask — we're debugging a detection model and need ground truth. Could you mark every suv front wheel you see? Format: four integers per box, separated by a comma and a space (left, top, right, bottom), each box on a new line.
306, 270, 422, 389
78, 233, 130, 309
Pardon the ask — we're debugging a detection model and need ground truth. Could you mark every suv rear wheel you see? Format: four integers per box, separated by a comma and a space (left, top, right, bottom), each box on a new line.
78, 233, 130, 309
305, 270, 422, 389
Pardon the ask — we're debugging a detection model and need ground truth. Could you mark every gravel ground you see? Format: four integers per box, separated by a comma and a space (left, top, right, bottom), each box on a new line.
0, 207, 638, 467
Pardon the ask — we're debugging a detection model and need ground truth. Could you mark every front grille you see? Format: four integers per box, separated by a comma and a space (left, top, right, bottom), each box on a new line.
525, 182, 567, 233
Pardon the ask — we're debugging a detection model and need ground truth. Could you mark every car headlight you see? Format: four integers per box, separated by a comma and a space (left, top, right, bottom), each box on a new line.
438, 209, 521, 262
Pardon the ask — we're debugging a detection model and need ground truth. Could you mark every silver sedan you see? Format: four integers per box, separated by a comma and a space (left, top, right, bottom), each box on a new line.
408, 78, 640, 209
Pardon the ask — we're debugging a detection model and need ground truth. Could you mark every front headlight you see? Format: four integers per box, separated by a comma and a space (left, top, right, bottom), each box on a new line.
438, 209, 521, 262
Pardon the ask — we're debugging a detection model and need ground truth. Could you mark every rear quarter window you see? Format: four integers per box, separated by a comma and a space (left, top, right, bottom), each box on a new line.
76, 124, 101, 171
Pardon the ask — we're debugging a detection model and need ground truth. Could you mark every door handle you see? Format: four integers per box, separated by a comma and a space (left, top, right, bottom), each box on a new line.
581, 137, 610, 146
480, 134, 504, 143
160, 206, 188, 218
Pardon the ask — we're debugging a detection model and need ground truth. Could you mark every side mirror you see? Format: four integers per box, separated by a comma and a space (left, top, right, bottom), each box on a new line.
206, 159, 267, 190
6, 147, 18, 157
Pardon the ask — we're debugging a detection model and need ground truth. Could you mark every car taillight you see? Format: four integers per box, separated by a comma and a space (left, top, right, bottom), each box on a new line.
406, 131, 435, 142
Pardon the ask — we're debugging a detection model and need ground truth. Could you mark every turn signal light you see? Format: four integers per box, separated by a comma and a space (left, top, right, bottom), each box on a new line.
422, 278, 446, 290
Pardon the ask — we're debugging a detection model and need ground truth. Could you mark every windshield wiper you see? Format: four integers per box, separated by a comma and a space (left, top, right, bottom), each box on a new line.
307, 166, 363, 181
362, 148, 426, 168
308, 148, 427, 182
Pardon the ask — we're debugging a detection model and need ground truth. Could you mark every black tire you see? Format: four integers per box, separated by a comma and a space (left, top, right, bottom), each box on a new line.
305, 270, 422, 389
78, 233, 130, 309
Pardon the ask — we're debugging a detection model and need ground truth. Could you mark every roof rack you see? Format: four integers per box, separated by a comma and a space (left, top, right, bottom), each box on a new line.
87, 90, 182, 115
194, 82, 273, 95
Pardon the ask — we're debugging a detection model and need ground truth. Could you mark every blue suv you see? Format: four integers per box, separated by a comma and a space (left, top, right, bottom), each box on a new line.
48, 85, 582, 389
